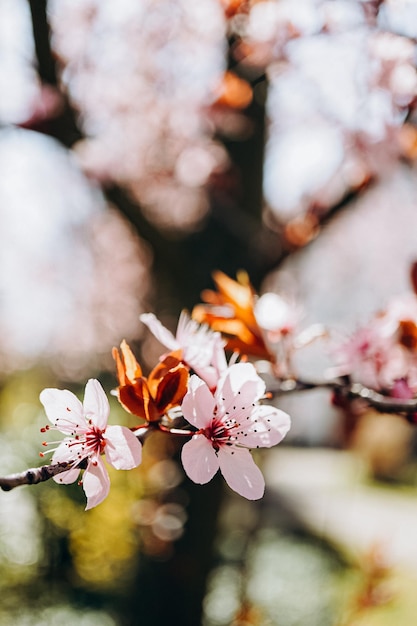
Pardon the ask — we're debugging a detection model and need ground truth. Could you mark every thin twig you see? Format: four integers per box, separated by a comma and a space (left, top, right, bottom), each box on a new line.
0, 423, 186, 493
268, 378, 417, 416
0, 461, 82, 491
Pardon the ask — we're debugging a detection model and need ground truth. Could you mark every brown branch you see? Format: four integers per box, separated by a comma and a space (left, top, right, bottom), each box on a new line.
268, 378, 417, 418
0, 424, 164, 493
0, 460, 82, 491
2, 378, 417, 494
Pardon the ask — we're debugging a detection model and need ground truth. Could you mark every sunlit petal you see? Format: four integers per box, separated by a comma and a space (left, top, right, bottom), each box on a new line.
216, 362, 265, 419
104, 425, 142, 469
39, 388, 86, 433
217, 447, 265, 499
53, 467, 81, 485
181, 375, 216, 429
181, 436, 219, 484
83, 458, 110, 510
238, 405, 291, 448
140, 313, 180, 351
83, 378, 109, 430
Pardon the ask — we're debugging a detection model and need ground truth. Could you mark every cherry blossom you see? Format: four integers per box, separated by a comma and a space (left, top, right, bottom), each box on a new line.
180, 362, 291, 499
39, 378, 142, 509
332, 321, 409, 392
140, 311, 227, 389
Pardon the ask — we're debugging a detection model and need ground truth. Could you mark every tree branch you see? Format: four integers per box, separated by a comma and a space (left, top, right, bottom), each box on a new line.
268, 378, 417, 418
0, 460, 82, 491
2, 378, 417, 494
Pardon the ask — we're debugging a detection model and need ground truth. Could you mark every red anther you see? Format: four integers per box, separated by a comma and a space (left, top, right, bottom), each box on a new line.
42, 441, 48, 446
39, 452, 45, 458
265, 391, 273, 399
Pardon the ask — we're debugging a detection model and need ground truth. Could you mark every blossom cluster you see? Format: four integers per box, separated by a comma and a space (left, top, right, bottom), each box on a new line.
38, 268, 417, 509
39, 274, 292, 509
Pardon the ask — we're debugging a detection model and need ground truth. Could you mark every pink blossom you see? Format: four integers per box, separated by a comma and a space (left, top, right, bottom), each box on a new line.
180, 362, 291, 499
140, 311, 227, 389
332, 323, 408, 391
40, 379, 142, 510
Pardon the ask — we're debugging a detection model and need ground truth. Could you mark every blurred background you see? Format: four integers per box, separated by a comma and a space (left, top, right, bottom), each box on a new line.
3, 0, 417, 624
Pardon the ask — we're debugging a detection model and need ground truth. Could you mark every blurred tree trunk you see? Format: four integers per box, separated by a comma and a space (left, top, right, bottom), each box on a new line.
28, 4, 270, 624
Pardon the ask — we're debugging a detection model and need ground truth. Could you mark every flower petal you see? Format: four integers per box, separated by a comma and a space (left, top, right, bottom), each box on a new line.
237, 405, 291, 448
51, 440, 84, 483
83, 458, 110, 510
52, 439, 85, 464
39, 388, 86, 433
83, 379, 109, 430
217, 447, 265, 499
181, 435, 219, 484
181, 375, 216, 429
140, 313, 180, 351
104, 425, 142, 469
216, 362, 265, 420
53, 467, 81, 485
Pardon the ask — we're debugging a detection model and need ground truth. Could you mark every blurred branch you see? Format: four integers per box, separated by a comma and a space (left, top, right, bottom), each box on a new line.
28, 0, 57, 85
0, 460, 82, 491
269, 377, 417, 420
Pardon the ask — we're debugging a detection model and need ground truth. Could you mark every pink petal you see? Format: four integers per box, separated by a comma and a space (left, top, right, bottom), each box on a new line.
192, 365, 218, 391
52, 439, 85, 464
237, 405, 291, 448
39, 388, 86, 433
215, 363, 265, 422
181, 375, 216, 429
217, 447, 265, 499
83, 458, 110, 510
211, 334, 227, 374
104, 425, 142, 469
83, 379, 109, 430
51, 440, 84, 483
181, 435, 219, 484
140, 313, 180, 351
53, 467, 81, 485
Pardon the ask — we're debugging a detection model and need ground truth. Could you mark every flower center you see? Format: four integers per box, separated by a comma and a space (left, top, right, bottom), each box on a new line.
204, 416, 238, 451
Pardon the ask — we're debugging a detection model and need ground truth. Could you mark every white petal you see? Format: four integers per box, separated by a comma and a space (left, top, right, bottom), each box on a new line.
53, 467, 81, 485
237, 405, 291, 448
83, 458, 110, 510
39, 388, 86, 433
104, 425, 142, 469
51, 441, 84, 483
216, 363, 265, 421
140, 313, 180, 351
83, 379, 109, 430
181, 375, 216, 429
181, 436, 219, 484
52, 439, 85, 464
218, 447, 265, 499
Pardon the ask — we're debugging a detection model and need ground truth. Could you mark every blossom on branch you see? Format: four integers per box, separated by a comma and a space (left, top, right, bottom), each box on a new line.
39, 379, 142, 509
332, 293, 417, 394
140, 311, 227, 389
113, 340, 189, 421
180, 362, 291, 499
